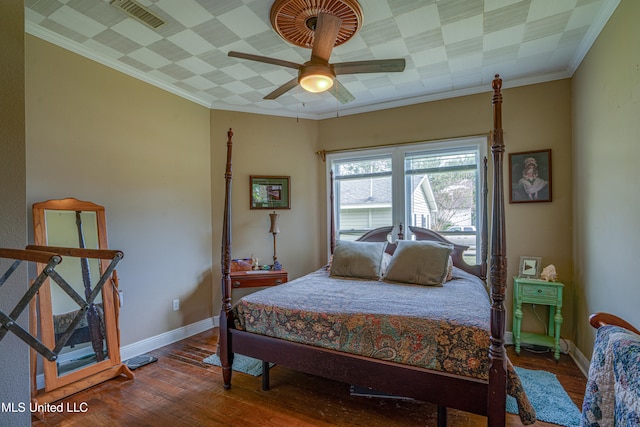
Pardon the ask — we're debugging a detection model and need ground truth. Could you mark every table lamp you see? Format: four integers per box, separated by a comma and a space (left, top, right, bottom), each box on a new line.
269, 211, 282, 270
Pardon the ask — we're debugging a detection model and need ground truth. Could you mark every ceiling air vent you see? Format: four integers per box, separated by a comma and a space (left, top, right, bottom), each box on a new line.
110, 0, 165, 29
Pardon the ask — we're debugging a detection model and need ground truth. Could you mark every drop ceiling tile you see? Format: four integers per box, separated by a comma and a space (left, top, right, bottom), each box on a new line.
202, 70, 236, 85
223, 94, 255, 106
523, 11, 571, 43
49, 5, 106, 38
518, 33, 562, 58
484, 0, 526, 13
94, 28, 142, 55
396, 4, 441, 39
128, 47, 172, 69
412, 46, 448, 68
168, 29, 214, 55
483, 24, 525, 50
119, 55, 153, 72
441, 15, 483, 45
483, 1, 529, 33
26, 0, 63, 17
567, 1, 604, 30
157, 63, 196, 80
359, 18, 402, 46
221, 63, 259, 80
404, 29, 445, 53
183, 75, 216, 91
449, 52, 483, 73
67, 0, 123, 27
111, 19, 163, 47
147, 38, 191, 62
83, 38, 125, 60
370, 38, 410, 59
176, 56, 217, 74
360, 1, 394, 24
40, 18, 88, 44
527, 0, 578, 21
218, 5, 270, 39
191, 18, 240, 48
156, 0, 213, 27
437, 0, 483, 26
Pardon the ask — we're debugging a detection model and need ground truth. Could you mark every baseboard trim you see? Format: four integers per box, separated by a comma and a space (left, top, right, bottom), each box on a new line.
568, 340, 590, 378
36, 316, 219, 390
120, 316, 216, 361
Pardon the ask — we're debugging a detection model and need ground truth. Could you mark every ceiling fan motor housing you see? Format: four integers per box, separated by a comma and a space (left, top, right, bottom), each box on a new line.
270, 0, 364, 49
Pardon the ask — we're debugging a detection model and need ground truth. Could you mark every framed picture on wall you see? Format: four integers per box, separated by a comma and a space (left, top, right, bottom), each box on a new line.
250, 176, 290, 209
509, 149, 552, 203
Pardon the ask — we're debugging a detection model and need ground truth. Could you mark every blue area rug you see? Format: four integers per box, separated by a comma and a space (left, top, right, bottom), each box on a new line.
203, 353, 272, 376
507, 367, 581, 427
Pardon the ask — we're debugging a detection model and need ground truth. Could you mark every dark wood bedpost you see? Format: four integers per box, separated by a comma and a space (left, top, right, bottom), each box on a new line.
481, 157, 489, 281
487, 75, 507, 426
220, 128, 234, 389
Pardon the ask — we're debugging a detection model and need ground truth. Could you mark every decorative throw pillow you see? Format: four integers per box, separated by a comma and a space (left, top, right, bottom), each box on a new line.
329, 240, 386, 280
383, 240, 453, 286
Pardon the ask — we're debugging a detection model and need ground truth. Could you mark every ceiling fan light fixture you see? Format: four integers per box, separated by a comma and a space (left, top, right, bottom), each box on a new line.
299, 64, 335, 93
300, 73, 334, 93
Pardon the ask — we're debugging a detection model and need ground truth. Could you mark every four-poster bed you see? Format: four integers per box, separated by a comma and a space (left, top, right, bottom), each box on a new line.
217, 76, 534, 426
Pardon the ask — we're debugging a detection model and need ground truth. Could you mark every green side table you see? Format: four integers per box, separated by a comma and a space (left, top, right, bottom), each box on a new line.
512, 276, 564, 360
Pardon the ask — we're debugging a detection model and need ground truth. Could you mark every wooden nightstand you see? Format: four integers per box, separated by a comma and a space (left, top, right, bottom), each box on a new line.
229, 270, 288, 289
513, 276, 564, 360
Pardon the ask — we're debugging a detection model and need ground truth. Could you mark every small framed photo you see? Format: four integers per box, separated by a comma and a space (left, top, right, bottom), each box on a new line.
519, 256, 542, 279
509, 149, 552, 203
250, 176, 290, 209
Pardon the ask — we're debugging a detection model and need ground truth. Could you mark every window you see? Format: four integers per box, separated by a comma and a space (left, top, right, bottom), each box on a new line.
327, 137, 486, 260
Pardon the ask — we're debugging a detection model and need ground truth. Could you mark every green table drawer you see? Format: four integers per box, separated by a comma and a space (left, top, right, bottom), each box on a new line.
521, 284, 557, 298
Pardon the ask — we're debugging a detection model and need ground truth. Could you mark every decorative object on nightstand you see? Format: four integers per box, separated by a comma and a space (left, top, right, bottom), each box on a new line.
518, 255, 542, 278
513, 276, 564, 360
540, 264, 558, 282
269, 210, 282, 271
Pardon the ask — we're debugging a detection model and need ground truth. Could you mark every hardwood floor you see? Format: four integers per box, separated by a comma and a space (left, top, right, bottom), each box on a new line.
32, 328, 587, 426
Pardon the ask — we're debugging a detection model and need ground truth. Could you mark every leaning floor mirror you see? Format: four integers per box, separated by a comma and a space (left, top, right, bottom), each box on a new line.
30, 198, 132, 405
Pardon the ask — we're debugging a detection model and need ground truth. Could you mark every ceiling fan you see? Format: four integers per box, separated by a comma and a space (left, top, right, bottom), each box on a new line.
228, 12, 405, 104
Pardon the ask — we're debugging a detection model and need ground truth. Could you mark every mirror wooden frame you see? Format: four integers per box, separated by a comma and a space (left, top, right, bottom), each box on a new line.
30, 198, 133, 405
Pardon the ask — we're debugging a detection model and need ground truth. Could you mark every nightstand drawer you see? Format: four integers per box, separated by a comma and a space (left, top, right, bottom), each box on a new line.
522, 284, 557, 298
230, 270, 288, 289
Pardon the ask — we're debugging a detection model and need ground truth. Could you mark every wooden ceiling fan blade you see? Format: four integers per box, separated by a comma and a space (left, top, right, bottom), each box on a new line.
334, 59, 406, 75
228, 51, 301, 70
310, 13, 342, 63
264, 78, 299, 100
330, 80, 355, 104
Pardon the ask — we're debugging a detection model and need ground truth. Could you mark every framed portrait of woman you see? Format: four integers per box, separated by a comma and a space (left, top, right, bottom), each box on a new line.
509, 149, 552, 203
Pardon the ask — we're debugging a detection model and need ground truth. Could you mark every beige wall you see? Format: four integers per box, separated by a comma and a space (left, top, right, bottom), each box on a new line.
0, 1, 30, 425
209, 111, 320, 308
572, 0, 640, 355
318, 81, 574, 337
25, 35, 213, 345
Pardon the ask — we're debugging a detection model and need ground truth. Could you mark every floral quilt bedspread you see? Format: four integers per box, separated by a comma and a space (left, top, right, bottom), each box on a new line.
581, 325, 640, 426
233, 267, 535, 424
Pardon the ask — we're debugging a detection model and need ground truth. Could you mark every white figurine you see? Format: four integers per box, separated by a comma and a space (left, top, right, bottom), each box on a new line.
540, 264, 557, 282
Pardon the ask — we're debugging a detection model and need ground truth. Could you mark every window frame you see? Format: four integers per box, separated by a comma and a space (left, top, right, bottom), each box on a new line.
326, 136, 488, 258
